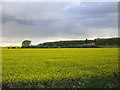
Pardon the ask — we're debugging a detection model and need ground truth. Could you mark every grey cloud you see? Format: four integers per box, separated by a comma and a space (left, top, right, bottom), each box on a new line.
65, 2, 117, 15
64, 2, 118, 28
2, 2, 68, 24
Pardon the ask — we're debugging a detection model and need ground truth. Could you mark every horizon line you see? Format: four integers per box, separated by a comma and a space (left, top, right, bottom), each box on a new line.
0, 36, 119, 47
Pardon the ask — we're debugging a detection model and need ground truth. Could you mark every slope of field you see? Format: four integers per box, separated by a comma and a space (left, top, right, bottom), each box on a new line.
2, 48, 119, 88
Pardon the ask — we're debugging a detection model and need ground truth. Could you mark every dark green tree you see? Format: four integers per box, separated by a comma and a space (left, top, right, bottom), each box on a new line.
22, 40, 31, 48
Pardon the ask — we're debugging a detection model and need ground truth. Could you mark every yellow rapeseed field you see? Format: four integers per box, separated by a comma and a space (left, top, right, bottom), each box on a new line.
2, 48, 119, 88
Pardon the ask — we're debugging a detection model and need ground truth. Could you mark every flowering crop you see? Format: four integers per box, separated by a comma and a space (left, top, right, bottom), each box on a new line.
2, 48, 119, 88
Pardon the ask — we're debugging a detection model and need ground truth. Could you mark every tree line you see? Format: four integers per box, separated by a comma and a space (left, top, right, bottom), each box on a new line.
20, 37, 120, 48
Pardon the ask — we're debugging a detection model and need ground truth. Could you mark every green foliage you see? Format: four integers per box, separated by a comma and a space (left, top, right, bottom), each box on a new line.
29, 37, 120, 48
34, 40, 96, 48
2, 77, 119, 88
22, 40, 31, 48
2, 48, 119, 88
95, 37, 120, 46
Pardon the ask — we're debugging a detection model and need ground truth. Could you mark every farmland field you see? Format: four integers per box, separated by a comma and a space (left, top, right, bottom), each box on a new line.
2, 48, 119, 88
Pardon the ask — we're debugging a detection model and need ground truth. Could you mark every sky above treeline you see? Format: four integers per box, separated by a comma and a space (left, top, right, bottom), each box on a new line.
1, 2, 118, 46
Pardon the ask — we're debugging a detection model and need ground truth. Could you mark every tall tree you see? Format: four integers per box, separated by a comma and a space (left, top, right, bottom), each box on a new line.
85, 38, 88, 44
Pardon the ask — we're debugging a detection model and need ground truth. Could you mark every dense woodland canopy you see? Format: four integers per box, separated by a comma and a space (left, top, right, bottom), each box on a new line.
29, 37, 120, 48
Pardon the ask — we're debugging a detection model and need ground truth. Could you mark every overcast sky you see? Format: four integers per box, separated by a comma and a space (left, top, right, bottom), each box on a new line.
1, 2, 118, 46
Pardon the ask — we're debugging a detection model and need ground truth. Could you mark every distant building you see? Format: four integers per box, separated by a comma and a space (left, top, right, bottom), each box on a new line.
82, 43, 96, 46
89, 43, 96, 45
